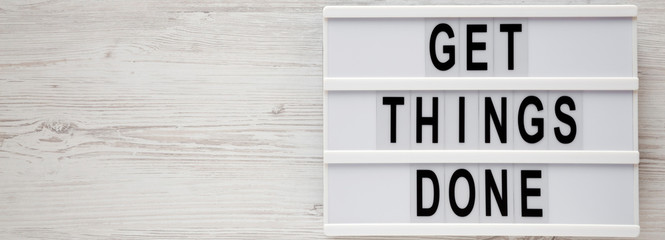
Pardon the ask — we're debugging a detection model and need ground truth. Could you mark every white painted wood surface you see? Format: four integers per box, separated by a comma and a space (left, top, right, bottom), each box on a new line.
0, 0, 663, 239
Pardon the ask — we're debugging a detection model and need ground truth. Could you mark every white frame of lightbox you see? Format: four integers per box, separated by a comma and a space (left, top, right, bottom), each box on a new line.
323, 5, 639, 237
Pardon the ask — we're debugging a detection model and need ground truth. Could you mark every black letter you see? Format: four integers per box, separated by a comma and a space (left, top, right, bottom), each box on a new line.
416, 97, 439, 143
459, 96, 465, 143
466, 24, 487, 71
554, 96, 577, 144
383, 97, 404, 143
521, 170, 543, 217
499, 24, 522, 70
518, 96, 544, 143
417, 170, 440, 216
429, 23, 456, 71
485, 97, 507, 143
485, 169, 508, 216
449, 169, 475, 217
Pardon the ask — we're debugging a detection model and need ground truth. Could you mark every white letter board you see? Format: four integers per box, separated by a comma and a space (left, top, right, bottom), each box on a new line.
323, 5, 639, 237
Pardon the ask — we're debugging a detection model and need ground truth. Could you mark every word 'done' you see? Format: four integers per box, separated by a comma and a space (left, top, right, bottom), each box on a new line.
411, 164, 546, 223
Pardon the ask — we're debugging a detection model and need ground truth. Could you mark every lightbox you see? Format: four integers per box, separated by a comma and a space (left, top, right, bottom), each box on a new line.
323, 5, 639, 237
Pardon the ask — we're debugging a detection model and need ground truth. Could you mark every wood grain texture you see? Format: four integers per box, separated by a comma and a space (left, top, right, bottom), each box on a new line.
0, 0, 663, 239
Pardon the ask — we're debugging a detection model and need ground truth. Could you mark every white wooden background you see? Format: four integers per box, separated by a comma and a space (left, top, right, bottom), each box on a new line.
0, 0, 663, 239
